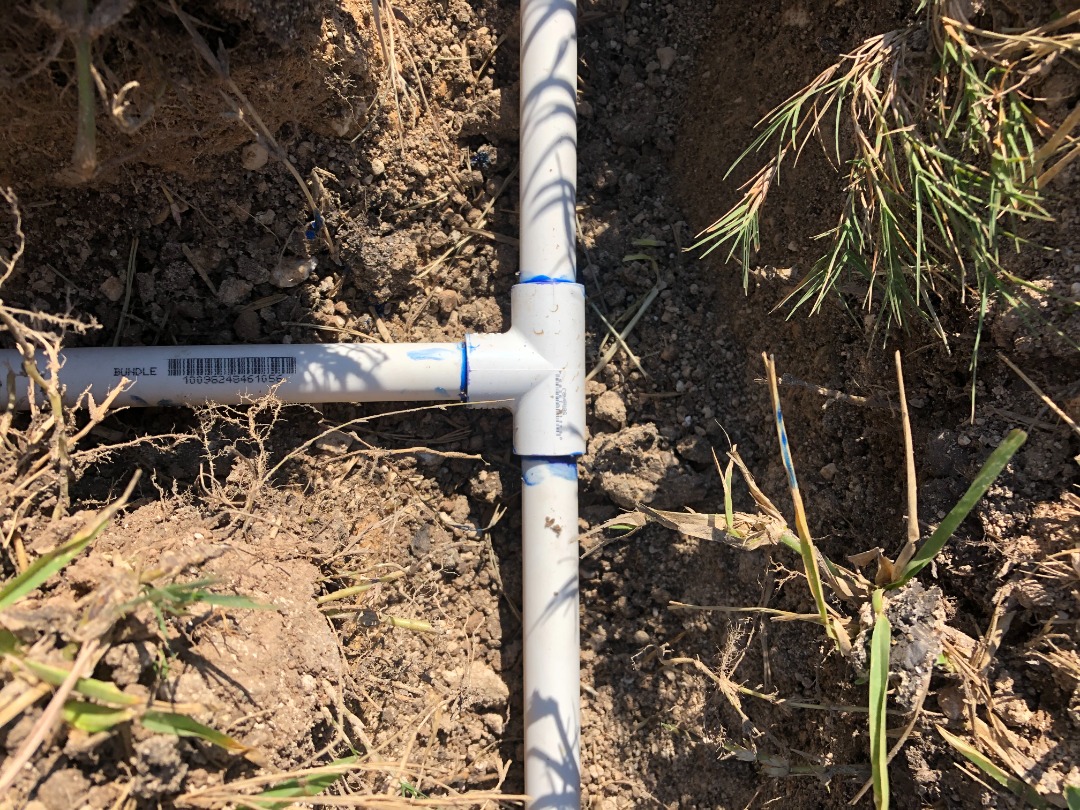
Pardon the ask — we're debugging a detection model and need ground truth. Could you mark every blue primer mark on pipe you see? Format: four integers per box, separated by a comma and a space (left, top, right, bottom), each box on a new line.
459, 340, 468, 401
522, 460, 578, 486
521, 275, 577, 284
407, 347, 455, 362
434, 386, 448, 396
130, 395, 148, 406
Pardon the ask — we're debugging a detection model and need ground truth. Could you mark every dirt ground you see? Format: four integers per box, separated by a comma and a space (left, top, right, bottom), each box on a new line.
0, 0, 1078, 808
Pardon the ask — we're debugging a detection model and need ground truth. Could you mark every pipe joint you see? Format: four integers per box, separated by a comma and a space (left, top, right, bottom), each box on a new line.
466, 282, 585, 458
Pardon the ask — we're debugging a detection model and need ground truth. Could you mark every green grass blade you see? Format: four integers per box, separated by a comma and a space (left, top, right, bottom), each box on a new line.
18, 658, 143, 706
1065, 785, 1079, 810
0, 531, 99, 611
869, 589, 891, 810
0, 630, 20, 654
123, 579, 275, 617
152, 580, 273, 612
0, 472, 139, 611
937, 726, 1048, 808
894, 429, 1027, 587
61, 700, 136, 733
191, 593, 274, 610
140, 711, 252, 754
245, 757, 358, 809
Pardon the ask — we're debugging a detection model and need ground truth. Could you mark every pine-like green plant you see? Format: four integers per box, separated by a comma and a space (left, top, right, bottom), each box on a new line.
695, 3, 1080, 405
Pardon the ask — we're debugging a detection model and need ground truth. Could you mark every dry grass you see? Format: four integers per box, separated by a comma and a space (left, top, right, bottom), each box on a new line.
695, 2, 1080, 412
599, 352, 1053, 807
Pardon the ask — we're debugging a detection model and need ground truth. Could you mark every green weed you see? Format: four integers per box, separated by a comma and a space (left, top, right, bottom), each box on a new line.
937, 725, 1048, 808
868, 590, 892, 810
0, 474, 269, 783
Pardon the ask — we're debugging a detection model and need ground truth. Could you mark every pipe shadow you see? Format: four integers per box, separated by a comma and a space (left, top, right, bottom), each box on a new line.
519, 1, 578, 282
526, 690, 582, 809
528, 571, 578, 638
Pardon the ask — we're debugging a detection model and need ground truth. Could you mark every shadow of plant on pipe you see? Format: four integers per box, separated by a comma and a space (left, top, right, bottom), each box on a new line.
519, 0, 578, 285
526, 692, 582, 810
0, 341, 467, 409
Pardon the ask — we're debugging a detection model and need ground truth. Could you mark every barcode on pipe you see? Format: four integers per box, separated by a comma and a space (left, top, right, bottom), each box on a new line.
167, 357, 296, 377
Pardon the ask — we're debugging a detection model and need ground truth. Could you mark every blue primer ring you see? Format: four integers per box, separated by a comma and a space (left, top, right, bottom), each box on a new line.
521, 457, 579, 486
407, 347, 455, 362
459, 340, 468, 401
521, 274, 577, 284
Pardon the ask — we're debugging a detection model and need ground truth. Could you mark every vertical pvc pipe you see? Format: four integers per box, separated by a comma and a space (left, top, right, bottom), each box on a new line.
519, 0, 578, 284
519, 0, 581, 804
521, 459, 580, 810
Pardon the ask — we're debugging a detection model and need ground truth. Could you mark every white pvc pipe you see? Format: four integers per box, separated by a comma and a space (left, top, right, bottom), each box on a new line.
519, 0, 578, 285
467, 283, 586, 458
518, 0, 582, 805
521, 459, 580, 810
0, 342, 465, 409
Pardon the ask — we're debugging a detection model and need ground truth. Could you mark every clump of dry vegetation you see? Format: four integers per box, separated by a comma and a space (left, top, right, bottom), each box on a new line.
696, 1, 1080, 408
595, 352, 1078, 808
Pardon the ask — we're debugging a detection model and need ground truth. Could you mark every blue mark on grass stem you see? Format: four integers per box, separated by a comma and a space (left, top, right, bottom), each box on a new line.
775, 404, 801, 492
305, 210, 325, 240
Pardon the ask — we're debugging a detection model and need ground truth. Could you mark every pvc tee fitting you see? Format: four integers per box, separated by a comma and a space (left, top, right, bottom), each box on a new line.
465, 282, 586, 458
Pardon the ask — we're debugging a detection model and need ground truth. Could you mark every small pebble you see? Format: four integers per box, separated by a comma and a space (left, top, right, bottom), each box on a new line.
217, 277, 252, 305
100, 276, 125, 302
594, 389, 627, 428
370, 157, 386, 176
438, 289, 459, 314
957, 434, 971, 447
656, 46, 677, 71
819, 462, 838, 481
233, 309, 261, 341
410, 525, 432, 556
241, 142, 269, 170
270, 257, 316, 288
314, 430, 354, 455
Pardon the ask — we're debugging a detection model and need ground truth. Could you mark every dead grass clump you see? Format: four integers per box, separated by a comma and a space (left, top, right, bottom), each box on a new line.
0, 0, 371, 186
0, 188, 192, 568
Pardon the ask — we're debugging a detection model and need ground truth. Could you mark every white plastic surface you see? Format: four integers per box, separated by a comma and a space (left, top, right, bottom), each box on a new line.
517, 0, 582, 805
519, 0, 578, 284
0, 342, 465, 408
521, 458, 581, 810
466, 282, 586, 458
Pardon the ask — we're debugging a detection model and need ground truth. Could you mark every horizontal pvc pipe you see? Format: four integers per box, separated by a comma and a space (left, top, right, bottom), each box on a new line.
520, 458, 580, 810
0, 342, 465, 408
519, 0, 578, 284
